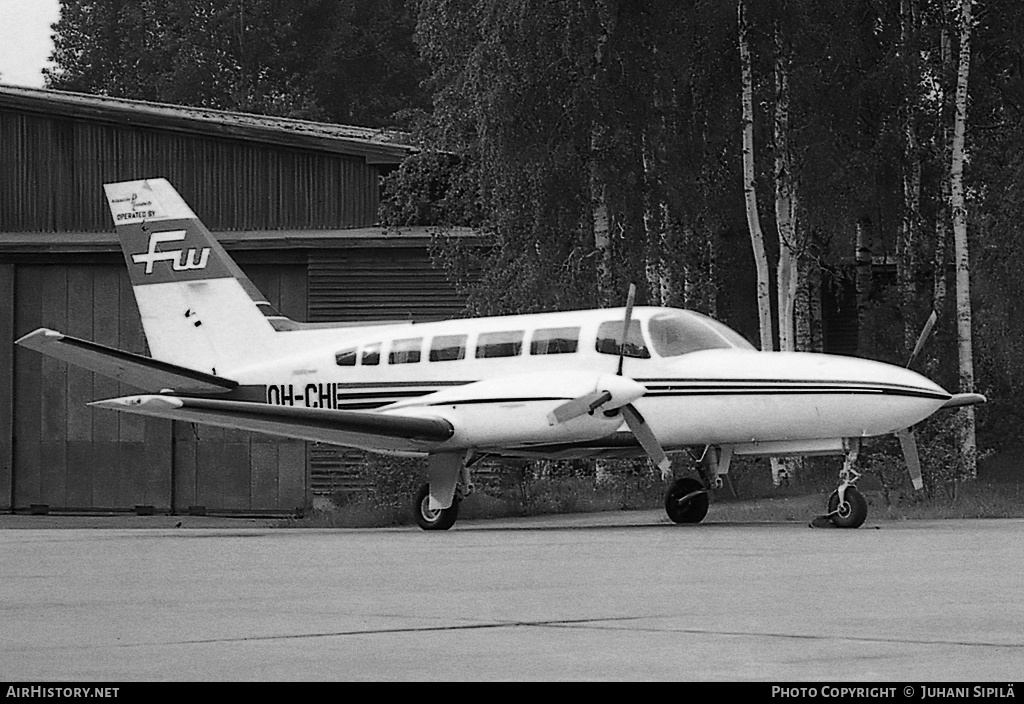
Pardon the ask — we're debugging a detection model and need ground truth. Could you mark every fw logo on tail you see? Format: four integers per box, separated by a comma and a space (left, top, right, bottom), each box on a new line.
131, 230, 211, 274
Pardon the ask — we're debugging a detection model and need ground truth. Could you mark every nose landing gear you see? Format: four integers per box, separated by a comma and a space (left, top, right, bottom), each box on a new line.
825, 484, 868, 528
813, 439, 869, 528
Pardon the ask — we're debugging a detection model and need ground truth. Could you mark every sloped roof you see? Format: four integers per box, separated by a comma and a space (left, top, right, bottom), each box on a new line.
0, 84, 416, 165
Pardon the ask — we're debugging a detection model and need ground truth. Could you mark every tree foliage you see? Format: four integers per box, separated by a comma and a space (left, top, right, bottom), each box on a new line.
397, 0, 1024, 456
45, 0, 429, 126
43, 0, 1024, 456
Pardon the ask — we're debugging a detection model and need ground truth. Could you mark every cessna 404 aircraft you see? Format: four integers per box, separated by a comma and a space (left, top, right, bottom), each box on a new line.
17, 179, 984, 529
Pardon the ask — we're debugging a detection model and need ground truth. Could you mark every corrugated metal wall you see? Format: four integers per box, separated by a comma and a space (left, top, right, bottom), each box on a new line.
7, 260, 309, 514
12, 263, 172, 511
309, 250, 468, 322
0, 265, 15, 509
0, 111, 380, 233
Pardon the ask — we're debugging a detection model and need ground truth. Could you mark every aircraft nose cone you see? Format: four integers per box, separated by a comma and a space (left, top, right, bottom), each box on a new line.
844, 355, 950, 399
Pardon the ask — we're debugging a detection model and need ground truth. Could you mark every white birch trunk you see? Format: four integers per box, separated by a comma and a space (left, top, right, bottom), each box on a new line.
774, 14, 798, 354
772, 8, 800, 483
594, 198, 610, 282
950, 0, 977, 478
591, 136, 611, 304
739, 0, 774, 353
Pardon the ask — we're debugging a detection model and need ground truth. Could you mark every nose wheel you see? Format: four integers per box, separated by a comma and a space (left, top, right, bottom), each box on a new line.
825, 485, 868, 528
814, 439, 868, 528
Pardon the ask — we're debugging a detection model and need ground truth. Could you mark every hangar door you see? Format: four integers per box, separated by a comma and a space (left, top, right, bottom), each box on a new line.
8, 261, 308, 514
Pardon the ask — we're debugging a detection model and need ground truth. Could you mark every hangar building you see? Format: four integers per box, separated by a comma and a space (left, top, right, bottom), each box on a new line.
0, 85, 469, 515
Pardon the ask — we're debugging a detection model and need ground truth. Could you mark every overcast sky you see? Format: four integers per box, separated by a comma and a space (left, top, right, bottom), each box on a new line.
0, 0, 61, 87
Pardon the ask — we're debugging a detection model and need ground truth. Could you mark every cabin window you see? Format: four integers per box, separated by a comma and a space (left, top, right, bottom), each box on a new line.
389, 337, 423, 364
595, 320, 650, 359
335, 348, 357, 366
530, 327, 580, 355
361, 343, 381, 366
476, 330, 524, 359
430, 334, 467, 362
648, 311, 755, 356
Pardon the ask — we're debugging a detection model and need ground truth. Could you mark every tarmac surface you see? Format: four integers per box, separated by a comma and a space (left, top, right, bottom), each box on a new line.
1, 510, 1022, 681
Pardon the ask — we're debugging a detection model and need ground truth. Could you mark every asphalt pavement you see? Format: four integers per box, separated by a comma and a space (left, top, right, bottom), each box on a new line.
1, 511, 1021, 681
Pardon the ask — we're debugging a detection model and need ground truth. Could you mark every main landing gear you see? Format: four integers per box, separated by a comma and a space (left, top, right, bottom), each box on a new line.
414, 482, 461, 530
413, 451, 478, 530
663, 446, 725, 524
664, 476, 710, 524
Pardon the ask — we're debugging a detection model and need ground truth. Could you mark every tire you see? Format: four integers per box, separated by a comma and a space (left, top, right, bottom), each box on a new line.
664, 477, 709, 524
414, 483, 460, 531
827, 486, 868, 529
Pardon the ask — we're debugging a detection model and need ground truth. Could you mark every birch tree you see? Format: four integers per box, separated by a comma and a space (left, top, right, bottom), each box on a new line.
949, 0, 977, 477
738, 0, 774, 353
773, 5, 799, 354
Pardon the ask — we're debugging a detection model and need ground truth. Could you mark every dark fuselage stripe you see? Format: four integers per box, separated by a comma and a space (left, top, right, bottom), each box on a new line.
643, 388, 947, 400
275, 380, 948, 408
423, 396, 567, 407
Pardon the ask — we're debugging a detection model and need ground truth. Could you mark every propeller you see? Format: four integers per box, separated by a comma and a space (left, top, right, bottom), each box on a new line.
896, 310, 937, 491
622, 404, 672, 479
896, 428, 924, 491
547, 390, 613, 426
906, 310, 937, 369
547, 284, 673, 479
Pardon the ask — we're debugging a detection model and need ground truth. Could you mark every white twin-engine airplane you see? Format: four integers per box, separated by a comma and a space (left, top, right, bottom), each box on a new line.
17, 179, 984, 529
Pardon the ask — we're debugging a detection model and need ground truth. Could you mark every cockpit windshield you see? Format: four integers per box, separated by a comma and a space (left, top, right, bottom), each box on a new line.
648, 311, 756, 357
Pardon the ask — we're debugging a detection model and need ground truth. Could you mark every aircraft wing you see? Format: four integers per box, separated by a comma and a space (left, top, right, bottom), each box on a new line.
90, 395, 455, 450
15, 328, 237, 394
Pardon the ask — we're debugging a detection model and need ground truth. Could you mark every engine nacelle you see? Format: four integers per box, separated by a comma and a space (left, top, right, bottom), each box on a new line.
384, 371, 640, 448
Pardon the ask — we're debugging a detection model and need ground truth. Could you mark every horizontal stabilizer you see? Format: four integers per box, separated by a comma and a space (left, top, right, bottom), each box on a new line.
941, 393, 987, 409
15, 328, 237, 393
89, 395, 455, 447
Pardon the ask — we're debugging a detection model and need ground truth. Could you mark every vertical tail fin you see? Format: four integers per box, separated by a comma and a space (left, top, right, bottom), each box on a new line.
104, 178, 283, 375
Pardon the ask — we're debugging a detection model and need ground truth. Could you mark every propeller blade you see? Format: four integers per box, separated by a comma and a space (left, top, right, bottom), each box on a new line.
907, 310, 938, 368
896, 427, 924, 491
617, 283, 637, 376
547, 390, 612, 426
622, 403, 672, 480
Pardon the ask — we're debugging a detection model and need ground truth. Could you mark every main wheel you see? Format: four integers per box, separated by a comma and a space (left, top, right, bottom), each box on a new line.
664, 477, 710, 524
827, 486, 868, 528
414, 483, 460, 531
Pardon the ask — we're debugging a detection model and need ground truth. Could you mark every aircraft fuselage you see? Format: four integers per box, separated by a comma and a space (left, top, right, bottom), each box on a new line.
216, 305, 950, 459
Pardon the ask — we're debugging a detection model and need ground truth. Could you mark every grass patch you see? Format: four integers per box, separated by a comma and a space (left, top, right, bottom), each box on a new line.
284, 451, 1024, 529
875, 480, 1024, 521
707, 481, 1024, 524
287, 464, 668, 529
